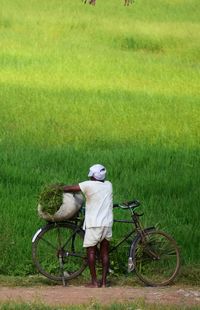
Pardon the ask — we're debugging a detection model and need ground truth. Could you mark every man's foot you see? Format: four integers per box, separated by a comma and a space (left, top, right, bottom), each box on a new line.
99, 279, 111, 288
85, 282, 99, 288
99, 281, 107, 288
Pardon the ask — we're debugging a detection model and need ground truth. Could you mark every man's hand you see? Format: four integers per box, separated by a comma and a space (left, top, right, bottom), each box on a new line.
83, 0, 134, 6
89, 0, 96, 5
124, 0, 134, 6
83, 0, 96, 5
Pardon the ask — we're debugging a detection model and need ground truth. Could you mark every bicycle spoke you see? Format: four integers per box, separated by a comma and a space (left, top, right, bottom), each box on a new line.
39, 236, 58, 251
133, 230, 180, 286
32, 223, 87, 282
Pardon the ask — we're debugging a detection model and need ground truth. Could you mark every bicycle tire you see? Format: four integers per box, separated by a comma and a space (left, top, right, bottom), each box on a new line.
32, 222, 87, 282
131, 229, 180, 286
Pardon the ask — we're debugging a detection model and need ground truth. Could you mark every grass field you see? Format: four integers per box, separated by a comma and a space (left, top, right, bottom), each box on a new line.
0, 301, 200, 310
0, 0, 199, 279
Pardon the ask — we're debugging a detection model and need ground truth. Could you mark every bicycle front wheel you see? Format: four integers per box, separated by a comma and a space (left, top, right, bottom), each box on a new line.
32, 222, 87, 282
132, 229, 180, 286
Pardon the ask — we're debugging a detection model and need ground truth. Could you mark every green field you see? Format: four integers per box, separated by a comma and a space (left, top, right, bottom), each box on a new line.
0, 0, 199, 279
1, 301, 200, 310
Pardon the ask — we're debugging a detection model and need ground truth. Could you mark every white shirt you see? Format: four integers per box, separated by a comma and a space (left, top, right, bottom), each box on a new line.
79, 180, 113, 229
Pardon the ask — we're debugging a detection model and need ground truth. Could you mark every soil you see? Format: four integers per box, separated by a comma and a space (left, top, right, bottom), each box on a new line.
0, 285, 200, 307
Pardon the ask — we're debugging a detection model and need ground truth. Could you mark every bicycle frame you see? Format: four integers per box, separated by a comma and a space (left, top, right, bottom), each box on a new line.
39, 206, 155, 264
109, 218, 137, 254
109, 209, 155, 270
58, 208, 147, 255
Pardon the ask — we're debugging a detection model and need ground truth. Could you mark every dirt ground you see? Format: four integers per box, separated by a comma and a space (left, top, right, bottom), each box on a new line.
0, 285, 200, 307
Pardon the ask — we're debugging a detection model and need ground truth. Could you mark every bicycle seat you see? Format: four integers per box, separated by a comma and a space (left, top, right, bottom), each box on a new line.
114, 199, 140, 209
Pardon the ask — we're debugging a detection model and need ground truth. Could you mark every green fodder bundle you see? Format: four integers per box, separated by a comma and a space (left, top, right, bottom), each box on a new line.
37, 184, 84, 221
38, 183, 64, 215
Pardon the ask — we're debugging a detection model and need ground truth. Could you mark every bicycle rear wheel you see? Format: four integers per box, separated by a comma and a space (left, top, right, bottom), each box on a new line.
32, 222, 87, 282
132, 229, 180, 286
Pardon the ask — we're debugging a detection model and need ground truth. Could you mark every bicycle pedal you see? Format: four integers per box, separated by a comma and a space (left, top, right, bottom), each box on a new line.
127, 257, 135, 272
108, 268, 114, 274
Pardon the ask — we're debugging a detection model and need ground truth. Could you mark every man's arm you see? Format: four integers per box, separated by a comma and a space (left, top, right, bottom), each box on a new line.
62, 185, 81, 193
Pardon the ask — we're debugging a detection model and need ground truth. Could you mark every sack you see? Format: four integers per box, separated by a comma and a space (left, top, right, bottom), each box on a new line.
38, 193, 84, 221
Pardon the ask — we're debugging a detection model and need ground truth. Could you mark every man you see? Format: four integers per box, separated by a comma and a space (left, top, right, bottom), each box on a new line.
62, 164, 113, 288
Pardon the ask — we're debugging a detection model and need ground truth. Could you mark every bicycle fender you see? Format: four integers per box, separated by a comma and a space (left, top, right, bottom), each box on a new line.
32, 228, 42, 243
129, 227, 156, 260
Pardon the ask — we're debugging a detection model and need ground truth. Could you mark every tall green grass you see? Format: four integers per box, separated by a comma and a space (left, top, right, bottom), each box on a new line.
0, 0, 199, 277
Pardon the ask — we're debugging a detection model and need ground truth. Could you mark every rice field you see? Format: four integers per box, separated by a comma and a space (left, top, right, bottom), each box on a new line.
0, 0, 199, 278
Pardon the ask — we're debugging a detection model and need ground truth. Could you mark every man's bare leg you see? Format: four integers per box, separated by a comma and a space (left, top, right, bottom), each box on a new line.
86, 246, 98, 287
100, 239, 109, 287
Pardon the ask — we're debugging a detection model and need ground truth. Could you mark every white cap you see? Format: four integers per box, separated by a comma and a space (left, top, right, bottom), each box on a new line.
88, 164, 107, 181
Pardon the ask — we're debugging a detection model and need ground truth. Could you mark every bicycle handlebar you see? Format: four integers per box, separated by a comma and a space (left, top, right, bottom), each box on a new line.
113, 199, 140, 209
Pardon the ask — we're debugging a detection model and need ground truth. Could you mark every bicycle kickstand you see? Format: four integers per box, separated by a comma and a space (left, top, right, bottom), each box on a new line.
59, 254, 67, 287
62, 275, 66, 287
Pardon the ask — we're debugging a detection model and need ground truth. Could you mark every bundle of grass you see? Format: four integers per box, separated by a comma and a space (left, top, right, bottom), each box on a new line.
38, 183, 64, 215
38, 184, 84, 222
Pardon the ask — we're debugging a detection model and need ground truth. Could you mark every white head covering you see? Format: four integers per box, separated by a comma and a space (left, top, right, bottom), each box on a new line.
88, 164, 107, 181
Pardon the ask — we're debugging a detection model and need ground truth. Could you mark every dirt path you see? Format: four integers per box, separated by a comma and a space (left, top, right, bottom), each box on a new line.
0, 285, 200, 307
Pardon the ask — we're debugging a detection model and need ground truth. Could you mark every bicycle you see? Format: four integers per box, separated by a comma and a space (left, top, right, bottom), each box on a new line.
32, 200, 180, 286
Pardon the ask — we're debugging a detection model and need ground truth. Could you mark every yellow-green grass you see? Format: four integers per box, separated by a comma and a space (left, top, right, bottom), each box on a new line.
0, 298, 199, 310
0, 301, 200, 310
0, 0, 199, 277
